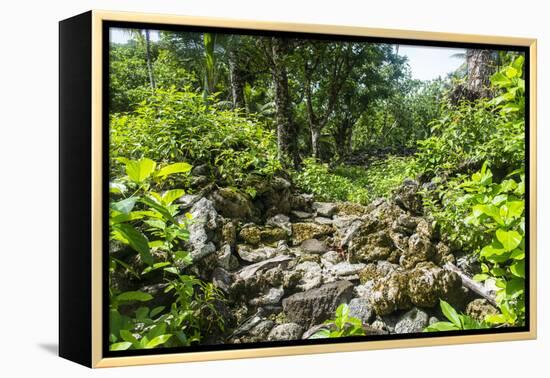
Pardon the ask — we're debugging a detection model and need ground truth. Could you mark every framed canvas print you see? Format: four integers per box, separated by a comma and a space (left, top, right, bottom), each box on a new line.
59, 10, 537, 368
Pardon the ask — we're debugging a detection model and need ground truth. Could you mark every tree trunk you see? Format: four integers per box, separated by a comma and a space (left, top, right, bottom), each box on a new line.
228, 49, 246, 110
144, 30, 156, 90
270, 38, 298, 167
333, 116, 354, 161
466, 49, 492, 98
310, 126, 321, 160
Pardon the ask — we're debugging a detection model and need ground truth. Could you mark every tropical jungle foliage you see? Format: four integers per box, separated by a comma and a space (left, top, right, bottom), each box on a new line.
108, 27, 527, 350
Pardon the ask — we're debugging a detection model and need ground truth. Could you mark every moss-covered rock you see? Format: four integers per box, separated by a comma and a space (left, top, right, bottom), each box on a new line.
392, 179, 423, 215
361, 261, 464, 315
291, 223, 333, 245
239, 226, 261, 245
359, 261, 400, 284
349, 229, 396, 263
365, 270, 412, 315
239, 225, 288, 246
221, 220, 237, 249
399, 233, 435, 269
210, 187, 256, 220
335, 202, 369, 216
466, 299, 499, 322
407, 262, 463, 308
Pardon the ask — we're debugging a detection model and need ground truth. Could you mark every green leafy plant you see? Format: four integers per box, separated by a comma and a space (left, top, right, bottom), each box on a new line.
311, 304, 366, 338
109, 293, 174, 350
294, 156, 417, 205
424, 300, 487, 332
461, 164, 525, 326
108, 158, 226, 350
110, 88, 281, 189
414, 55, 525, 178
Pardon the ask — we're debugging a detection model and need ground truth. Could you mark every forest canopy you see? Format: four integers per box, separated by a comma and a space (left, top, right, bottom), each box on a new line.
108, 27, 526, 351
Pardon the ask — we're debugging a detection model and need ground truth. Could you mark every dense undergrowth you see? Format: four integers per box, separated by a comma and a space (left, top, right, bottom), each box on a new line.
107, 30, 527, 350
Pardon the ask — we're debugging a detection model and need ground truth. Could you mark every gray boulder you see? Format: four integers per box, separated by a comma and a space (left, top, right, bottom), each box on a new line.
294, 261, 323, 291
217, 244, 240, 271
267, 323, 304, 341
394, 307, 429, 334
282, 281, 354, 328
329, 262, 366, 277
237, 244, 278, 263
266, 214, 292, 236
313, 202, 337, 218
249, 287, 285, 306
211, 267, 233, 293
300, 238, 328, 254
188, 198, 219, 261
314, 217, 334, 225
348, 298, 374, 324
210, 187, 256, 220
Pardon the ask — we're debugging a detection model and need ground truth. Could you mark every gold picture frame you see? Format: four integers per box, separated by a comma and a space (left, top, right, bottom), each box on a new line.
59, 10, 537, 368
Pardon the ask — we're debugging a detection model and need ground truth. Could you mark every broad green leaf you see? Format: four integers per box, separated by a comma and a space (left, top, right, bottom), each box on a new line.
499, 179, 517, 192
490, 72, 511, 87
150, 306, 165, 318
142, 262, 171, 275
496, 229, 522, 252
510, 248, 525, 260
336, 303, 349, 320
163, 266, 180, 275
506, 278, 524, 296
147, 323, 167, 340
135, 306, 149, 320
162, 189, 186, 205
485, 314, 507, 324
144, 334, 173, 349
148, 240, 165, 248
156, 162, 192, 179
440, 300, 461, 328
480, 245, 509, 263
491, 194, 508, 206
461, 316, 484, 330
110, 197, 138, 215
505, 66, 518, 79
112, 223, 153, 265
512, 55, 524, 73
473, 273, 489, 282
110, 341, 132, 351
116, 291, 153, 302
472, 204, 503, 225
119, 330, 139, 345
174, 251, 193, 266
125, 158, 156, 183
507, 201, 524, 219
144, 218, 166, 230
110, 211, 146, 224
140, 196, 177, 224
109, 309, 122, 340
310, 329, 331, 339
510, 260, 525, 278
424, 322, 459, 332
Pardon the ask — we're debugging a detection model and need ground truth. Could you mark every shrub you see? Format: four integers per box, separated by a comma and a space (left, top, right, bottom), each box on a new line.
108, 158, 226, 350
334, 155, 418, 200
311, 304, 366, 338
414, 55, 525, 177
110, 88, 281, 188
293, 158, 372, 204
294, 156, 417, 205
424, 300, 487, 332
